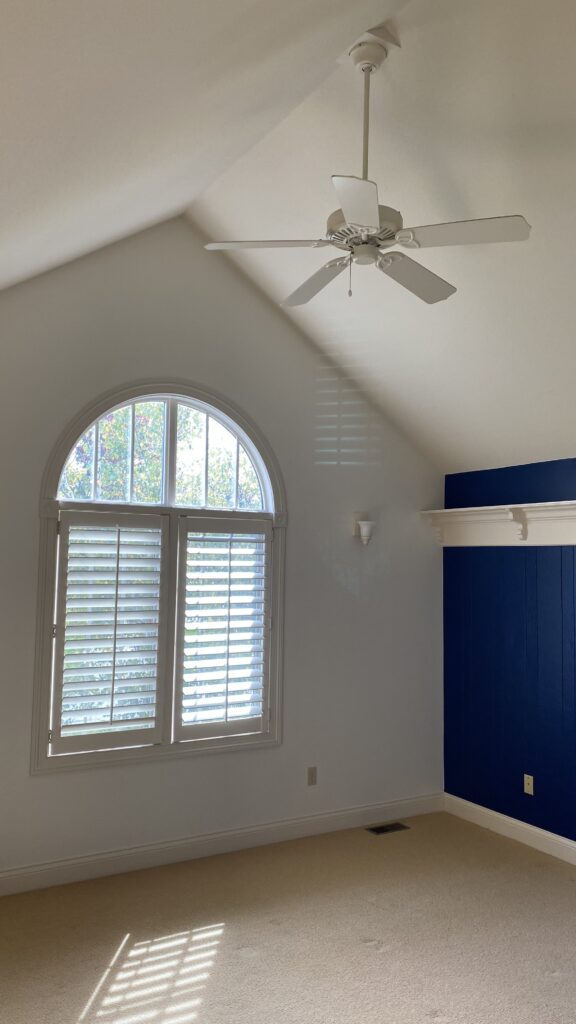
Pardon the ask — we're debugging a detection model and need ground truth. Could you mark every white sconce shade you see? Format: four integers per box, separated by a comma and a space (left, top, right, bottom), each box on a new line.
357, 520, 376, 545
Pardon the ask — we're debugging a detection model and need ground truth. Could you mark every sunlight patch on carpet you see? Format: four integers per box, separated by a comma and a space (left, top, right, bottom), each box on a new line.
78, 924, 224, 1024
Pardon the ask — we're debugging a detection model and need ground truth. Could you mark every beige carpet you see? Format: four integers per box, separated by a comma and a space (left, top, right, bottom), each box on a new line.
2, 812, 576, 1024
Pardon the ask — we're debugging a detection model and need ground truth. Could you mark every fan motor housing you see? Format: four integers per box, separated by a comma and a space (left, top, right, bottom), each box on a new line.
326, 205, 403, 251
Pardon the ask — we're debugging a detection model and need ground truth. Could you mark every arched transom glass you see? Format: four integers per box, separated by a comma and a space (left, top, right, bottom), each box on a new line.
58, 396, 270, 512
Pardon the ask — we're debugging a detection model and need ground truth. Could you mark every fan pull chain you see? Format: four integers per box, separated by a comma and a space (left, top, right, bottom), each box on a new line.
348, 254, 353, 297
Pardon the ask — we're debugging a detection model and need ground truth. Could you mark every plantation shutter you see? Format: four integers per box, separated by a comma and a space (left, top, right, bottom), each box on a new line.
174, 517, 272, 741
50, 510, 168, 754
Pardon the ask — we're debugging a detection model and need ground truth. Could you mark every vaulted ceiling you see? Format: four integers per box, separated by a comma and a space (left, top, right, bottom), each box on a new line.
4, 0, 576, 471
0, 0, 392, 289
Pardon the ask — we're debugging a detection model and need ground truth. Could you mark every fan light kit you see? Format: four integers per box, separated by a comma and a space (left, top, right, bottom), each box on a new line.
205, 25, 531, 306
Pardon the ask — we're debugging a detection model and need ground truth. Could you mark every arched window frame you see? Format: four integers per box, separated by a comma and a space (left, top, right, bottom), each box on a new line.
31, 380, 286, 773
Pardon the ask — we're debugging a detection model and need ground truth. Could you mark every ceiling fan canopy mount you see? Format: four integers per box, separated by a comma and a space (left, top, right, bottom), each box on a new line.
348, 39, 389, 74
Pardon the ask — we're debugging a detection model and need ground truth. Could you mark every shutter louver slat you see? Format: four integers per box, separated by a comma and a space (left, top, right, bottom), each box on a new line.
176, 528, 270, 736
55, 518, 164, 748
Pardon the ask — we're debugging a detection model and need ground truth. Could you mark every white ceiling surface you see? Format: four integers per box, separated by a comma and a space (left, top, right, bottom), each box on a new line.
192, 0, 576, 472
0, 0, 395, 290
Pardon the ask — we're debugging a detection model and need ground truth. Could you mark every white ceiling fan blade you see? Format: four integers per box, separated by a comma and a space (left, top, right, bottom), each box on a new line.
395, 215, 531, 249
332, 176, 380, 230
378, 253, 456, 304
205, 239, 330, 250
282, 258, 348, 308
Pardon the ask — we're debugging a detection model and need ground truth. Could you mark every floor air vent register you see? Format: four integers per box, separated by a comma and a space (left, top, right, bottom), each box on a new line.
366, 822, 409, 835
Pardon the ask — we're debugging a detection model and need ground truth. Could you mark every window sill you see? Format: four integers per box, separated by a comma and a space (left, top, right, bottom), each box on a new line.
31, 730, 281, 775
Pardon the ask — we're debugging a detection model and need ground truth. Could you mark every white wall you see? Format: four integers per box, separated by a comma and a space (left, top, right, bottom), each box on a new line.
0, 218, 443, 874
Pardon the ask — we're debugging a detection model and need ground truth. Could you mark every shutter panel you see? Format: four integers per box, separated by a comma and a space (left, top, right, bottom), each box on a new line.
174, 517, 272, 741
51, 511, 168, 754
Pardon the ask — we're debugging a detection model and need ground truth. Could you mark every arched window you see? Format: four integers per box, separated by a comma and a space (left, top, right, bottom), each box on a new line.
58, 396, 270, 512
33, 387, 285, 770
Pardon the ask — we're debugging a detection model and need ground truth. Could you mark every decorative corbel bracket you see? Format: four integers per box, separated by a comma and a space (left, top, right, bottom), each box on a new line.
511, 507, 528, 542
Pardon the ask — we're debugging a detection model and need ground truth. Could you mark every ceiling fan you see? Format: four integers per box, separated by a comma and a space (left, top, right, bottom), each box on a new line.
205, 32, 531, 306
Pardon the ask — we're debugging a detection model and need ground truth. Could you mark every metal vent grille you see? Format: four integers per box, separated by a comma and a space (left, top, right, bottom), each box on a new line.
366, 821, 409, 835
328, 224, 397, 247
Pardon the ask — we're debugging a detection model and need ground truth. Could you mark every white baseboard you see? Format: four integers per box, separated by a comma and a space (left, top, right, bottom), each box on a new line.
445, 794, 576, 867
7, 792, 575, 898
0, 792, 444, 896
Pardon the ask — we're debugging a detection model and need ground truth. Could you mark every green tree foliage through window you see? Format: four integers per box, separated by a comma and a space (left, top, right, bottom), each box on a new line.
97, 406, 131, 502
59, 425, 95, 500
58, 396, 265, 512
175, 404, 206, 505
133, 402, 165, 504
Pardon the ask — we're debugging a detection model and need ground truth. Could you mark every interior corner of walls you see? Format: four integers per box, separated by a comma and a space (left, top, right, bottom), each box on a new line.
444, 794, 576, 868
180, 208, 208, 241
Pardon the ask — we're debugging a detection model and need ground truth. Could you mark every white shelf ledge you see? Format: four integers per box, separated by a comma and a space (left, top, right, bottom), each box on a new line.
422, 500, 576, 546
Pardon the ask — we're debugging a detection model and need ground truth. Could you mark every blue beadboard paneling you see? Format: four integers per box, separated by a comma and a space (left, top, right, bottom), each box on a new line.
444, 545, 576, 841
445, 457, 576, 839
445, 458, 576, 508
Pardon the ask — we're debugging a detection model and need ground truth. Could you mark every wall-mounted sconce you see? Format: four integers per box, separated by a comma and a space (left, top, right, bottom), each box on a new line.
357, 520, 376, 545
354, 516, 376, 545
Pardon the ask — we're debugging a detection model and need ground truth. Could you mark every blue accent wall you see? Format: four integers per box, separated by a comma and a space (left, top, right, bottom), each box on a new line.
444, 459, 576, 840
446, 458, 576, 508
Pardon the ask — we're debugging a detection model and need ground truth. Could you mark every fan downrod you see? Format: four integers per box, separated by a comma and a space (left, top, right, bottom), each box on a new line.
348, 40, 387, 181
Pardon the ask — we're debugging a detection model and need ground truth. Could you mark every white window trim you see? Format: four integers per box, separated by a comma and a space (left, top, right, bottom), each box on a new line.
31, 379, 286, 774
